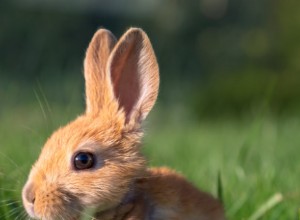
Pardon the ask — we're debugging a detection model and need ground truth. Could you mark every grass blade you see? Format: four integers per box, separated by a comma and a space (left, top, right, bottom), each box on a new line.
248, 193, 283, 220
217, 170, 223, 204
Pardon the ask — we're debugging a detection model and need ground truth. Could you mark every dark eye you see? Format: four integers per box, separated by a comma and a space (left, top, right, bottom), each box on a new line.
74, 152, 94, 170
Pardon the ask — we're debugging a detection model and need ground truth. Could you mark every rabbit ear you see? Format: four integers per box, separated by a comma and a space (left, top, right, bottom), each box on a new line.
107, 28, 159, 123
84, 29, 117, 114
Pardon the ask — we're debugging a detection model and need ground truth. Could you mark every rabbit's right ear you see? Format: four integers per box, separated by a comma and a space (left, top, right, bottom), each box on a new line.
84, 29, 117, 114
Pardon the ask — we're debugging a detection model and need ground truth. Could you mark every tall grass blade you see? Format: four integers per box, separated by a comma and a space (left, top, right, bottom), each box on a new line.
248, 193, 283, 220
217, 170, 223, 204
36, 80, 52, 117
33, 89, 47, 122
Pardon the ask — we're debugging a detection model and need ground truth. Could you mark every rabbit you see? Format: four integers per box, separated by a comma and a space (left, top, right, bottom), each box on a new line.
22, 28, 225, 220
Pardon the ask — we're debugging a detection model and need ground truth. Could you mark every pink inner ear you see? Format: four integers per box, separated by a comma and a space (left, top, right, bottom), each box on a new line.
110, 41, 141, 119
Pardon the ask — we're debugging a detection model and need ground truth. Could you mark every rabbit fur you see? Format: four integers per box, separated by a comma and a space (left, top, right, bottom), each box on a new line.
22, 28, 225, 220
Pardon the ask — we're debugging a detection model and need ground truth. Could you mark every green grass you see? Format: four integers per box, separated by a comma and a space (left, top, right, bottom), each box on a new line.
0, 85, 299, 219
145, 109, 300, 219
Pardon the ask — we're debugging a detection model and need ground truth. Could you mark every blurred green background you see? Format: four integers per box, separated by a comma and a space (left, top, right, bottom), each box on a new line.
0, 0, 299, 219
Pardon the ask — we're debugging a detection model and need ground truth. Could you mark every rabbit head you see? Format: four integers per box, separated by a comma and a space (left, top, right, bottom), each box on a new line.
22, 28, 159, 220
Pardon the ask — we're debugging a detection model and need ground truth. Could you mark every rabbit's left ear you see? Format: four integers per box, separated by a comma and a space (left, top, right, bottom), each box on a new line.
84, 29, 117, 115
107, 28, 159, 124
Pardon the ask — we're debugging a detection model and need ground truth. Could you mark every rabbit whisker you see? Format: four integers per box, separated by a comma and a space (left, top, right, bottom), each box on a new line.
0, 205, 22, 219
15, 209, 27, 220
0, 187, 19, 192
20, 210, 29, 220
0, 198, 17, 203
0, 151, 26, 176
19, 125, 39, 136
0, 200, 21, 208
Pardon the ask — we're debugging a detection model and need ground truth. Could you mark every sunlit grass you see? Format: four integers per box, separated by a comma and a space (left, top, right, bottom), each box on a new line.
0, 82, 299, 219
145, 110, 300, 219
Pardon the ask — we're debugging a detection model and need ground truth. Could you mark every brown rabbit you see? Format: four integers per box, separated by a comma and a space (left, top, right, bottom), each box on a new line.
22, 28, 225, 220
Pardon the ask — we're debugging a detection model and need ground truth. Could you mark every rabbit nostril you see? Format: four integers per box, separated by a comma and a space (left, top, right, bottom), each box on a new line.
26, 192, 35, 205
23, 183, 36, 205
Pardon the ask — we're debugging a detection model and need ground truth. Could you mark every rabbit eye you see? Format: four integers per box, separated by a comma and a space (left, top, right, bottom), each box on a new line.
74, 152, 94, 170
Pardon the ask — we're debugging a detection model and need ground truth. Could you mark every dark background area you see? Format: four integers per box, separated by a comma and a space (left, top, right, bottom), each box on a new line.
1, 0, 300, 118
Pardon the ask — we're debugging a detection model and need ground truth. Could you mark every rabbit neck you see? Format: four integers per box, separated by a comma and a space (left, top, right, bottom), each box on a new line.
120, 186, 136, 205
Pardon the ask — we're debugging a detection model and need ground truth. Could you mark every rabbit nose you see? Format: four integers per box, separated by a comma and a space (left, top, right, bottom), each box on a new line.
23, 183, 35, 204
22, 182, 37, 218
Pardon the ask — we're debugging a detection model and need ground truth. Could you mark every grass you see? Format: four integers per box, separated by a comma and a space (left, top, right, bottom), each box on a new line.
0, 80, 299, 219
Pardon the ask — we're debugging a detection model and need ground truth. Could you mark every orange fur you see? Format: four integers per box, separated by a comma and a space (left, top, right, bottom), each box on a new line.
22, 28, 225, 220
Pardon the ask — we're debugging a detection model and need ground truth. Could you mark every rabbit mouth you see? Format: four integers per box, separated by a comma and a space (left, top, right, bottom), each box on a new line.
22, 200, 36, 219
22, 181, 83, 220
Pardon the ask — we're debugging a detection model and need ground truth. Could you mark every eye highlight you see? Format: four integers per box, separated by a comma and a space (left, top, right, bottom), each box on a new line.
73, 152, 94, 170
